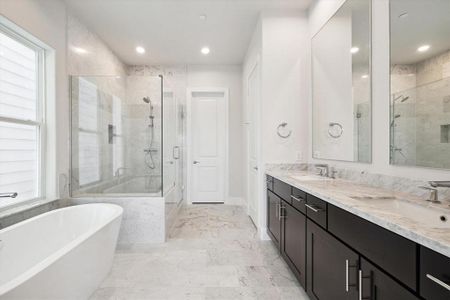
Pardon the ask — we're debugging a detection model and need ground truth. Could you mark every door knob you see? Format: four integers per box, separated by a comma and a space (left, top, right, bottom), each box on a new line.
193, 161, 200, 164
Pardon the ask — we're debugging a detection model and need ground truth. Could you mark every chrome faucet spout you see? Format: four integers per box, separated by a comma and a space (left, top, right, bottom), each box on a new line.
0, 192, 18, 198
429, 181, 450, 188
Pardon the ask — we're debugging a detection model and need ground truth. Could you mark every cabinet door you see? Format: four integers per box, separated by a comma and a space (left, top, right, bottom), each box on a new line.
420, 246, 450, 300
307, 219, 359, 300
360, 258, 420, 300
267, 190, 281, 246
282, 203, 306, 288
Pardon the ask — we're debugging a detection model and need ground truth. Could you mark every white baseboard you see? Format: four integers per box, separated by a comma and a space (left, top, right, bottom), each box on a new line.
226, 197, 245, 205
259, 227, 271, 241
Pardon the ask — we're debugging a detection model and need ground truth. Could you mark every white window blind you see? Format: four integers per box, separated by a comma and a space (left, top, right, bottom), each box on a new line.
0, 28, 42, 207
77, 78, 100, 186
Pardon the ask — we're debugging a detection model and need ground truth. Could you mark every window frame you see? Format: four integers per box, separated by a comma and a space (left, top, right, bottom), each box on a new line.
0, 23, 46, 203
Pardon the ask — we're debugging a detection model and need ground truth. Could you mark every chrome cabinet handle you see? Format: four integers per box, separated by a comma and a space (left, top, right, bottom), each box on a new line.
346, 260, 350, 292
359, 270, 372, 300
193, 161, 200, 164
345, 259, 357, 292
0, 192, 18, 198
305, 204, 323, 213
279, 204, 286, 220
275, 203, 279, 218
290, 195, 304, 202
359, 270, 362, 300
426, 274, 450, 291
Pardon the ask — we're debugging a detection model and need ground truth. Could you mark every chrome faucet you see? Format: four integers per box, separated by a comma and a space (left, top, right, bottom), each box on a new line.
419, 186, 440, 204
0, 192, 18, 198
315, 164, 329, 177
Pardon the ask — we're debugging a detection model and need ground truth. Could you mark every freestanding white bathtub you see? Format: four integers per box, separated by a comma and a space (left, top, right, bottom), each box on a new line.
0, 203, 123, 300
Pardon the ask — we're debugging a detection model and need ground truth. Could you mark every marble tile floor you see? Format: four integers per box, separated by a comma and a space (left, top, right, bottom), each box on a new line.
90, 204, 310, 300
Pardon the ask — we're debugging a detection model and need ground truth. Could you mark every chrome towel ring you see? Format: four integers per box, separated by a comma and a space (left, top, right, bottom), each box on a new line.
277, 122, 292, 139
328, 122, 343, 138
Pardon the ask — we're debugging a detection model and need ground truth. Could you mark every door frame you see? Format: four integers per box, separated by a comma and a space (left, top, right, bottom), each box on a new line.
186, 87, 229, 204
245, 55, 262, 226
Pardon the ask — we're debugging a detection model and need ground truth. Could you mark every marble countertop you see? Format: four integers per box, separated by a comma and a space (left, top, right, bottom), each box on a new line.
266, 169, 450, 258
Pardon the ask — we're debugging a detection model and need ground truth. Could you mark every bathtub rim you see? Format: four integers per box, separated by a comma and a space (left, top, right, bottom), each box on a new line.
0, 203, 123, 296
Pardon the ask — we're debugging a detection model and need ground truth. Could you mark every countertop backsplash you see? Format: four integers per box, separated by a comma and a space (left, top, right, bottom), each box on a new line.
265, 163, 450, 202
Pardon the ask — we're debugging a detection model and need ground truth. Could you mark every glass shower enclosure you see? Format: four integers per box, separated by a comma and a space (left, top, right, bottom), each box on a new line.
69, 74, 177, 197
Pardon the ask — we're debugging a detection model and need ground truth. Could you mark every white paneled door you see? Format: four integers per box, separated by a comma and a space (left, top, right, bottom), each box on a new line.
188, 90, 228, 203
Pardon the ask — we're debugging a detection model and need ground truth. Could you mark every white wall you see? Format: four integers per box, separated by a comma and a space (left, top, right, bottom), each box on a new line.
261, 11, 309, 164
242, 11, 309, 238
308, 0, 450, 180
186, 65, 244, 200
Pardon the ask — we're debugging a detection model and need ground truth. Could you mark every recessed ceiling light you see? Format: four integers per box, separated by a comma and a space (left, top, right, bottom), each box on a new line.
72, 46, 88, 54
398, 12, 408, 19
361, 74, 369, 79
350, 47, 360, 54
417, 45, 430, 52
136, 46, 146, 54
199, 14, 207, 21
201, 47, 210, 55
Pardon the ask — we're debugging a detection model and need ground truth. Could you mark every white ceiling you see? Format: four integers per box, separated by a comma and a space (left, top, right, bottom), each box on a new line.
63, 0, 312, 66
390, 0, 450, 65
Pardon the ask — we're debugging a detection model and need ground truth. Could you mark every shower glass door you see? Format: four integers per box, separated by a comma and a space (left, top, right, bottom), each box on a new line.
70, 75, 163, 197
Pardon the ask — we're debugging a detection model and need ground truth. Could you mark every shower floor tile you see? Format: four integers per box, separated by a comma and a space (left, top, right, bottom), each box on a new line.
90, 205, 310, 300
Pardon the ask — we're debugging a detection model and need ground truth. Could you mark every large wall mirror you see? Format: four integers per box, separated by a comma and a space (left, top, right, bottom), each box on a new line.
312, 0, 372, 163
390, 0, 450, 169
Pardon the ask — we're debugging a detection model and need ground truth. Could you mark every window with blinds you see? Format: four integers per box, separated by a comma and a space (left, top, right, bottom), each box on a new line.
0, 27, 44, 206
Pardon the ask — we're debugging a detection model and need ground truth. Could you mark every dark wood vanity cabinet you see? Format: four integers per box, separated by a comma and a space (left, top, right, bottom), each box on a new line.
420, 246, 450, 300
307, 219, 359, 300
265, 175, 450, 300
360, 258, 420, 300
281, 202, 306, 287
267, 190, 281, 246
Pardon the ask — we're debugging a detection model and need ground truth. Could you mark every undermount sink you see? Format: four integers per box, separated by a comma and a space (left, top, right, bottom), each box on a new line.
290, 175, 334, 181
366, 199, 449, 229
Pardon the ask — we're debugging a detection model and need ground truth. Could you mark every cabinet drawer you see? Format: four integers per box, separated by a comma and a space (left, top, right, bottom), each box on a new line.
328, 205, 417, 290
273, 178, 292, 203
420, 246, 450, 300
305, 194, 327, 229
290, 187, 306, 214
266, 175, 274, 191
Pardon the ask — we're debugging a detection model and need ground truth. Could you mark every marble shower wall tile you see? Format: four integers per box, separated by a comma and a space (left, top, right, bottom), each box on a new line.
67, 15, 127, 77
70, 197, 166, 245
